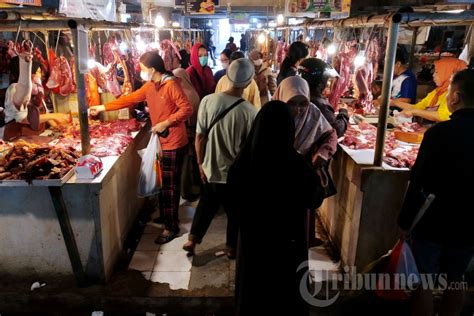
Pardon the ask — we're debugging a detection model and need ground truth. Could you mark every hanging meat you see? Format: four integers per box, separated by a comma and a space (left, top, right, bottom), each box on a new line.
159, 39, 181, 72
85, 73, 101, 106
113, 50, 132, 96
329, 41, 357, 109
102, 37, 117, 65
58, 56, 75, 96
46, 49, 61, 94
69, 56, 77, 94
351, 38, 380, 115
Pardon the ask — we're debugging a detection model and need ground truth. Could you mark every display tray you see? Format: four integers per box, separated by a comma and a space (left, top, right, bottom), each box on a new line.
0, 168, 75, 187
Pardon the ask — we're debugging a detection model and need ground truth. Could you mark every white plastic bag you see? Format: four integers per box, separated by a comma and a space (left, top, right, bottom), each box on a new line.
137, 133, 162, 197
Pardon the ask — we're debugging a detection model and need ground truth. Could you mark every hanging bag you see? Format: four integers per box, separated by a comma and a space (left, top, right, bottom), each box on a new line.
137, 133, 163, 197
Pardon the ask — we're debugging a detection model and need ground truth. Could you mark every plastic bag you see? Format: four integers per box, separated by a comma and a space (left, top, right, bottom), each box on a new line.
137, 133, 163, 197
375, 239, 420, 300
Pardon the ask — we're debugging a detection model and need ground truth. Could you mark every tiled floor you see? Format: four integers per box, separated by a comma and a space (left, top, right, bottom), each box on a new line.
129, 199, 340, 291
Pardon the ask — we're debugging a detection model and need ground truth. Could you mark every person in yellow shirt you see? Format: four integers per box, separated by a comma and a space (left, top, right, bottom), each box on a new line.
393, 57, 467, 122
215, 51, 261, 110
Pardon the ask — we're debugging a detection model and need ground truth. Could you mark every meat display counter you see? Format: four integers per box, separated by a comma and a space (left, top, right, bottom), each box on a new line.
0, 120, 150, 284
317, 121, 422, 271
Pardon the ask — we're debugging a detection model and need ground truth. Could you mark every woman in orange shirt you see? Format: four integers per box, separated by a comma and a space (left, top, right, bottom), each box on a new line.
90, 51, 193, 244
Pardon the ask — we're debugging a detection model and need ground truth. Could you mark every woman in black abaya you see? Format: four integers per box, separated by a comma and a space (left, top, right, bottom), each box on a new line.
228, 100, 324, 316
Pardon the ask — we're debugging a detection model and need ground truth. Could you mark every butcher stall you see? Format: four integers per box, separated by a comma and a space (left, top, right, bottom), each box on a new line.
292, 10, 474, 269
0, 17, 157, 285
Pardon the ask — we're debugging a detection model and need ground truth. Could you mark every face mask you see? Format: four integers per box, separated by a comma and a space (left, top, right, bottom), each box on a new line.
222, 62, 229, 70
253, 59, 263, 67
199, 56, 208, 67
140, 70, 153, 81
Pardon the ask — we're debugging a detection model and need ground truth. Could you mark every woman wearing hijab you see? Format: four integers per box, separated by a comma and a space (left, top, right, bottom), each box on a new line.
248, 49, 277, 105
273, 76, 337, 248
90, 52, 193, 244
173, 68, 200, 138
228, 100, 324, 316
273, 76, 337, 164
173, 68, 202, 202
186, 43, 216, 100
393, 57, 467, 122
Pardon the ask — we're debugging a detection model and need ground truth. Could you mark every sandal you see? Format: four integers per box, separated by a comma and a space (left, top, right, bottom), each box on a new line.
155, 229, 180, 244
182, 241, 196, 256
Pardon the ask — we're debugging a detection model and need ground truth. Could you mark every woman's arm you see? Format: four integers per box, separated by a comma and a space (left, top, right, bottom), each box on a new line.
402, 108, 442, 122
104, 82, 150, 111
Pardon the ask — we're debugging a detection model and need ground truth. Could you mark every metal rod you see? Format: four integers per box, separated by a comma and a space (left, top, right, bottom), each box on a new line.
374, 14, 401, 167
69, 20, 91, 155
49, 187, 87, 287
279, 11, 474, 30
0, 19, 140, 32
408, 27, 419, 70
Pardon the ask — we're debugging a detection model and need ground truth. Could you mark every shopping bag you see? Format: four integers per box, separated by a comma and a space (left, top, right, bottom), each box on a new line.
137, 133, 163, 197
375, 239, 420, 300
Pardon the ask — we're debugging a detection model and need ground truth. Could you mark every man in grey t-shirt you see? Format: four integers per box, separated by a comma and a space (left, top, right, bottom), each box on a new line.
183, 58, 257, 258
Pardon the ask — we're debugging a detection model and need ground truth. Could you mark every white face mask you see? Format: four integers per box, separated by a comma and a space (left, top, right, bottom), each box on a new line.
140, 69, 153, 81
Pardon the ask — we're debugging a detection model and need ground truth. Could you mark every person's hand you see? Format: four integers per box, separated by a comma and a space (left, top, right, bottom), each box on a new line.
89, 105, 105, 116
198, 163, 207, 184
53, 113, 72, 125
151, 121, 170, 134
401, 109, 415, 118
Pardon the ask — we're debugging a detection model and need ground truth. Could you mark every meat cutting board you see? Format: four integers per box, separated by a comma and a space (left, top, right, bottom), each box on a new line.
394, 130, 424, 144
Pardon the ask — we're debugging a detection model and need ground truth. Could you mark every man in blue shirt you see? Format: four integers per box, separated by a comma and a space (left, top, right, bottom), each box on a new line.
374, 48, 417, 107
391, 48, 417, 103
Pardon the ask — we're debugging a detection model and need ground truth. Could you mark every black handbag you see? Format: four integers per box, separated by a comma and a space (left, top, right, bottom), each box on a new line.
181, 144, 201, 201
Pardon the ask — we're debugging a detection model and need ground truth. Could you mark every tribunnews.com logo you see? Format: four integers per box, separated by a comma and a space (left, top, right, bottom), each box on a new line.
297, 262, 469, 308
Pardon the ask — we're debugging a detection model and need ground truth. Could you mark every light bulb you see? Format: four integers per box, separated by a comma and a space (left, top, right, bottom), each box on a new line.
172, 21, 180, 28
327, 44, 337, 55
155, 15, 165, 28
305, 36, 310, 42
258, 33, 266, 44
257, 23, 262, 29
87, 59, 96, 69
277, 14, 285, 25
354, 52, 366, 67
